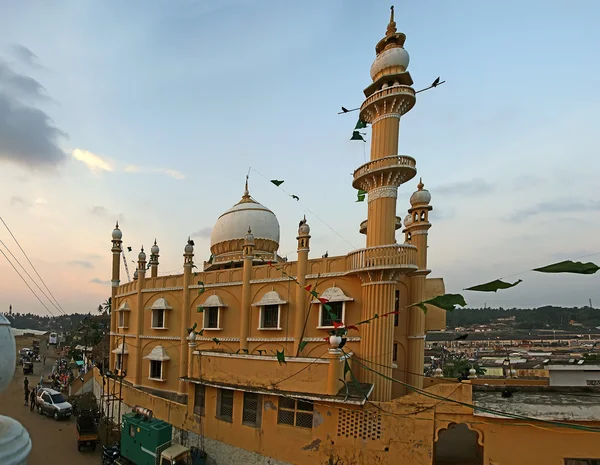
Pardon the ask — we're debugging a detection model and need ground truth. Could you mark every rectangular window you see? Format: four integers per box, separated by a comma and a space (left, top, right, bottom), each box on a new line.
217, 389, 234, 422
118, 311, 125, 328
242, 392, 262, 427
149, 360, 162, 380
394, 290, 400, 327
277, 398, 313, 429
194, 385, 205, 416
152, 309, 165, 328
206, 308, 219, 329
261, 305, 279, 329
320, 301, 343, 327
393, 343, 398, 362
565, 460, 600, 465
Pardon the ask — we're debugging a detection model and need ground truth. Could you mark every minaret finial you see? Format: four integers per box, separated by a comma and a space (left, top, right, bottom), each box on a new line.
244, 175, 249, 196
154, 238, 157, 245
418, 177, 424, 190
115, 220, 119, 228
386, 5, 397, 36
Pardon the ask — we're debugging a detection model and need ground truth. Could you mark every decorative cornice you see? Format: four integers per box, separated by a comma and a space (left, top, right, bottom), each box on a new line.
301, 336, 361, 342
143, 287, 183, 293
140, 335, 181, 340
361, 280, 398, 286
195, 337, 240, 342
407, 335, 426, 339
250, 277, 295, 284
305, 271, 346, 279
368, 186, 398, 202
116, 291, 137, 298
247, 337, 294, 342
410, 229, 430, 235
372, 113, 400, 124
193, 350, 329, 364
190, 282, 243, 289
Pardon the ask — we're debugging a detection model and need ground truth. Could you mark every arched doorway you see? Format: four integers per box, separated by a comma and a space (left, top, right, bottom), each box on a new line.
434, 423, 483, 465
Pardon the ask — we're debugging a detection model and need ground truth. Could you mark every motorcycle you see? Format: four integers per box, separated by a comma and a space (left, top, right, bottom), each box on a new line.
101, 442, 120, 465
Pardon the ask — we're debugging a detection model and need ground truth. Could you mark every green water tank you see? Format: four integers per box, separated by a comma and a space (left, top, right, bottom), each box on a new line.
121, 412, 172, 465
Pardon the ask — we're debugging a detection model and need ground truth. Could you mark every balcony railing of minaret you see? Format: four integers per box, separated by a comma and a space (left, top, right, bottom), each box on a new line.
353, 155, 416, 179
346, 244, 418, 273
360, 85, 415, 118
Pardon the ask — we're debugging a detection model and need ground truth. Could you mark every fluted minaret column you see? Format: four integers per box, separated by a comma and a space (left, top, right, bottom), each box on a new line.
240, 228, 255, 351
403, 179, 432, 390
109, 222, 122, 370
187, 330, 197, 379
352, 7, 417, 402
150, 239, 160, 278
178, 239, 194, 395
134, 247, 146, 387
293, 217, 311, 355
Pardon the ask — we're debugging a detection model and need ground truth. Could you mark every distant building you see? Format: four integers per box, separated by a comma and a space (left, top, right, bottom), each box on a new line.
549, 364, 600, 386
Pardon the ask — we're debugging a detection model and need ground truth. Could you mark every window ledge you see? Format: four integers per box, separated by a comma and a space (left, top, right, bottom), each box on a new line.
257, 327, 282, 331
151, 327, 169, 330
202, 328, 223, 331
118, 326, 129, 329
317, 326, 336, 330
148, 377, 165, 382
216, 416, 233, 423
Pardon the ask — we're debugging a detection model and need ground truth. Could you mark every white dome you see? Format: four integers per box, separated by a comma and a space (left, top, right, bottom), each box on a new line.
370, 47, 410, 80
112, 226, 122, 240
404, 214, 413, 228
151, 241, 159, 255
210, 200, 280, 247
410, 179, 431, 207
138, 248, 146, 261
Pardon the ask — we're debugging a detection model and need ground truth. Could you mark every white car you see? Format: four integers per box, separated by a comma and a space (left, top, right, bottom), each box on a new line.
36, 388, 72, 420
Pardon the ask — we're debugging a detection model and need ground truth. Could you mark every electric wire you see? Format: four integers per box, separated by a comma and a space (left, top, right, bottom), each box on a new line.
0, 215, 66, 314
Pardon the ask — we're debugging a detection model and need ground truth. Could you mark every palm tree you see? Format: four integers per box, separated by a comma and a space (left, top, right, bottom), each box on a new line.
101, 297, 112, 315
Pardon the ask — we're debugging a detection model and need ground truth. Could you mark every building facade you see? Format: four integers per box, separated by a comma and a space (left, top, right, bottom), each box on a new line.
105, 8, 600, 465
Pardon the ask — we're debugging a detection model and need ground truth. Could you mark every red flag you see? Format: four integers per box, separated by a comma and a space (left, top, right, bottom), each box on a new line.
347, 325, 359, 331
304, 284, 312, 292
323, 337, 330, 342
333, 321, 344, 329
318, 297, 329, 304
267, 261, 273, 267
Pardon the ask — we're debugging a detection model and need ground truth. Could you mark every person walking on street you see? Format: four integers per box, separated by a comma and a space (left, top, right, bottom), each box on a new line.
42, 355, 46, 365
29, 389, 36, 412
24, 386, 29, 406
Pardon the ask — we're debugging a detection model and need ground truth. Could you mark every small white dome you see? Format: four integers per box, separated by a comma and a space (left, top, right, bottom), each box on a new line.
404, 214, 413, 228
151, 241, 159, 255
370, 47, 410, 80
138, 248, 146, 261
188, 330, 197, 342
245, 228, 255, 244
133, 269, 139, 280
210, 200, 280, 247
298, 217, 310, 235
112, 225, 122, 240
410, 179, 431, 207
184, 242, 194, 254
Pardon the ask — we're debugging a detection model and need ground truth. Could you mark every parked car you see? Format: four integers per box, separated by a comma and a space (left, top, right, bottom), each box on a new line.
36, 388, 72, 420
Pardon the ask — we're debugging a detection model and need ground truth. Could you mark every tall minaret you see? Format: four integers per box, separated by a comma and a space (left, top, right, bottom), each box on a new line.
404, 179, 432, 390
110, 222, 122, 370
351, 6, 418, 401
240, 228, 255, 351
150, 239, 160, 278
293, 217, 310, 355
179, 239, 194, 395
134, 246, 146, 386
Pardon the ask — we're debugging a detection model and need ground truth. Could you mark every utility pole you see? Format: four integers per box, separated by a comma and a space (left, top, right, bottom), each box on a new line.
117, 334, 125, 433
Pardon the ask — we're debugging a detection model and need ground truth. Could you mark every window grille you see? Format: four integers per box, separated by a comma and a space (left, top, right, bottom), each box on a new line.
262, 305, 279, 328
194, 385, 205, 416
277, 398, 313, 429
337, 409, 382, 440
564, 460, 600, 465
149, 360, 162, 379
152, 309, 164, 328
242, 392, 261, 426
217, 389, 234, 422
321, 301, 343, 327
207, 308, 219, 328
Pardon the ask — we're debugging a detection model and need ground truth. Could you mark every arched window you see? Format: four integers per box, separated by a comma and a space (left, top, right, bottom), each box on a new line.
252, 291, 286, 330
312, 287, 353, 328
200, 295, 227, 330
146, 298, 172, 329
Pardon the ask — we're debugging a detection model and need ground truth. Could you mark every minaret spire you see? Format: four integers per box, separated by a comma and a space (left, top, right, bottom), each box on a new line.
238, 174, 254, 204
386, 5, 397, 36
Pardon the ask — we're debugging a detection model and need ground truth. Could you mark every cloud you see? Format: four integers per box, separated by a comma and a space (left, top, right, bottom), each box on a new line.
9, 44, 40, 67
90, 205, 108, 217
34, 198, 47, 205
0, 92, 66, 169
434, 178, 494, 196
192, 226, 213, 239
72, 148, 113, 172
90, 278, 111, 286
10, 196, 30, 207
68, 260, 94, 269
124, 164, 185, 180
0, 58, 47, 100
508, 199, 600, 222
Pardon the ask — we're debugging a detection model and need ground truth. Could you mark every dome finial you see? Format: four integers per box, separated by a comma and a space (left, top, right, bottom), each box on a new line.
418, 177, 424, 190
115, 220, 119, 229
154, 238, 157, 246
386, 5, 397, 36
243, 175, 250, 198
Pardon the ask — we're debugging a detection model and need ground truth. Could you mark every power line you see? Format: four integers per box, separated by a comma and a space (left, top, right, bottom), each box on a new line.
0, 238, 65, 315
0, 246, 56, 317
0, 215, 66, 314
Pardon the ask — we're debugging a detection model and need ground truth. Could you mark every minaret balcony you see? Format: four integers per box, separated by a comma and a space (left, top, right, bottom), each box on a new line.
360, 85, 415, 123
360, 217, 402, 235
346, 244, 418, 274
352, 155, 416, 191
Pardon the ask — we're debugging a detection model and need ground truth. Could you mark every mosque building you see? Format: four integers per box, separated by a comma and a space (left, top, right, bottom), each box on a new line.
104, 8, 600, 465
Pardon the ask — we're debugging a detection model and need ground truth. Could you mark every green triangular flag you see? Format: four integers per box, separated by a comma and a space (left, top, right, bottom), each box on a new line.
196, 306, 204, 313
212, 337, 220, 344
271, 179, 284, 186
276, 349, 286, 365
298, 340, 309, 352
465, 279, 522, 293
356, 189, 367, 202
350, 131, 366, 142
533, 260, 600, 275
344, 359, 351, 378
354, 119, 367, 130
414, 293, 467, 313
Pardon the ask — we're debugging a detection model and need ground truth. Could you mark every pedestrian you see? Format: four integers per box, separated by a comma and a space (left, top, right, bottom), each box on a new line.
23, 376, 29, 393
24, 386, 29, 406
40, 375, 44, 387
29, 389, 36, 412
42, 355, 46, 365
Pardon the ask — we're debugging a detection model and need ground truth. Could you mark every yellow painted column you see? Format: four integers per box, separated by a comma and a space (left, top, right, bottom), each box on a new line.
135, 247, 146, 387
406, 273, 426, 390
240, 229, 254, 351
187, 334, 197, 379
293, 219, 310, 355
359, 281, 396, 401
179, 241, 194, 395
326, 348, 342, 395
